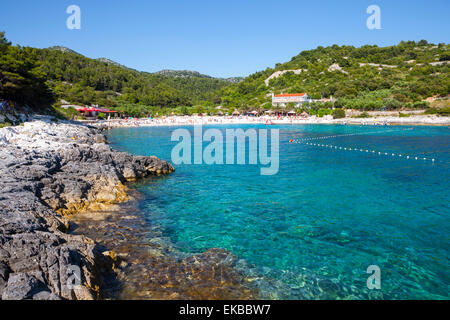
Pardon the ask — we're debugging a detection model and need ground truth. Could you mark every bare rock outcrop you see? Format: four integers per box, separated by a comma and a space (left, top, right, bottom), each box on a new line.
0, 120, 174, 300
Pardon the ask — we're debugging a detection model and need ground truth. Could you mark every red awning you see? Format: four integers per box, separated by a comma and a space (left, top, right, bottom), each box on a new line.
76, 107, 120, 113
77, 108, 114, 112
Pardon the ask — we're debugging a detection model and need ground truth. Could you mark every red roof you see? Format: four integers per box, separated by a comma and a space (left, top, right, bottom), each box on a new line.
274, 93, 306, 97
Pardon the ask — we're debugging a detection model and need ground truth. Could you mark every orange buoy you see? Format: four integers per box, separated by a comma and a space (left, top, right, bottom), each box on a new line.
289, 139, 293, 143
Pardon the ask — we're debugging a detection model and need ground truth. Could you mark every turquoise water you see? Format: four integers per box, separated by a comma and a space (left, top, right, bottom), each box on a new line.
107, 124, 450, 299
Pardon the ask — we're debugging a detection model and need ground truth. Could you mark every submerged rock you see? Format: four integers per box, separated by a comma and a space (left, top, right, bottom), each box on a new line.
0, 120, 174, 300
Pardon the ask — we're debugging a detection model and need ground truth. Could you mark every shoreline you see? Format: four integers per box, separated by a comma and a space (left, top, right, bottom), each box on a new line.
91, 115, 450, 129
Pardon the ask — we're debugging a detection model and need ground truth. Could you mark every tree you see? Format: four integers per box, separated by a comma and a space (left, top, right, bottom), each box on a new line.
332, 109, 346, 119
0, 31, 11, 53
0, 33, 54, 108
439, 52, 450, 61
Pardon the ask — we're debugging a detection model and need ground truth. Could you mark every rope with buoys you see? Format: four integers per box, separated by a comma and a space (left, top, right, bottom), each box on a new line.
288, 128, 443, 164
303, 142, 438, 164
289, 128, 411, 144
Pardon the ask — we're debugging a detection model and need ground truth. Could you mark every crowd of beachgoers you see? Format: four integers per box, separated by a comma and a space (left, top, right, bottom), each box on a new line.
95, 114, 450, 128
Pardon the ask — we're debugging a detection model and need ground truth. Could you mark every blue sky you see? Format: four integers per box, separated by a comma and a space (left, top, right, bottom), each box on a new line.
1, 0, 449, 78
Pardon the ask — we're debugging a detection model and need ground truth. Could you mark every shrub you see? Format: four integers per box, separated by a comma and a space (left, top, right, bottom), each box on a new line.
53, 106, 81, 120
332, 109, 346, 119
0, 122, 12, 128
413, 101, 430, 109
423, 107, 450, 116
437, 107, 450, 116
423, 108, 438, 114
384, 98, 402, 110
355, 112, 370, 118
317, 108, 333, 117
405, 102, 414, 109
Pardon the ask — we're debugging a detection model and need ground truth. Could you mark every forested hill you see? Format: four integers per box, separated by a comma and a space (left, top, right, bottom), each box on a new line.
221, 40, 450, 110
0, 32, 231, 111
37, 46, 230, 108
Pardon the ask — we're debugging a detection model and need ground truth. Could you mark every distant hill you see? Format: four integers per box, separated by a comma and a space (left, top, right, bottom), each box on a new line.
47, 46, 82, 55
223, 76, 244, 84
96, 57, 129, 69
220, 40, 450, 110
154, 69, 212, 79
154, 69, 244, 83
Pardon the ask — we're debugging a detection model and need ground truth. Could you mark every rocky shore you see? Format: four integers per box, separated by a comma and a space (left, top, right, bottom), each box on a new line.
0, 120, 174, 300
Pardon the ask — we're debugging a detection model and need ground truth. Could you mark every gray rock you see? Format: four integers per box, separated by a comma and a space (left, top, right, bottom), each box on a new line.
0, 120, 174, 300
32, 290, 62, 300
2, 273, 47, 300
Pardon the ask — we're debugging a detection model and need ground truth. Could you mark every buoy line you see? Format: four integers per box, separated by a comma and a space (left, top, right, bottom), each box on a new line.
304, 142, 438, 164
290, 128, 409, 143
288, 128, 446, 164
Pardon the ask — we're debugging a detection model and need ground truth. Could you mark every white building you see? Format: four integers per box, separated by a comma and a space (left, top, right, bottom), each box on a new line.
272, 93, 311, 108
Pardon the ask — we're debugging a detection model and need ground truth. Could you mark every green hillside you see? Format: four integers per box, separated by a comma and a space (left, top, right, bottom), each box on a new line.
1, 30, 449, 118
220, 40, 450, 111
1, 31, 230, 116
37, 46, 229, 109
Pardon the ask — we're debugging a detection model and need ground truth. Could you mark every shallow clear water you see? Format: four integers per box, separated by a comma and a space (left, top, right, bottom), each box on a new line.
107, 124, 450, 299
